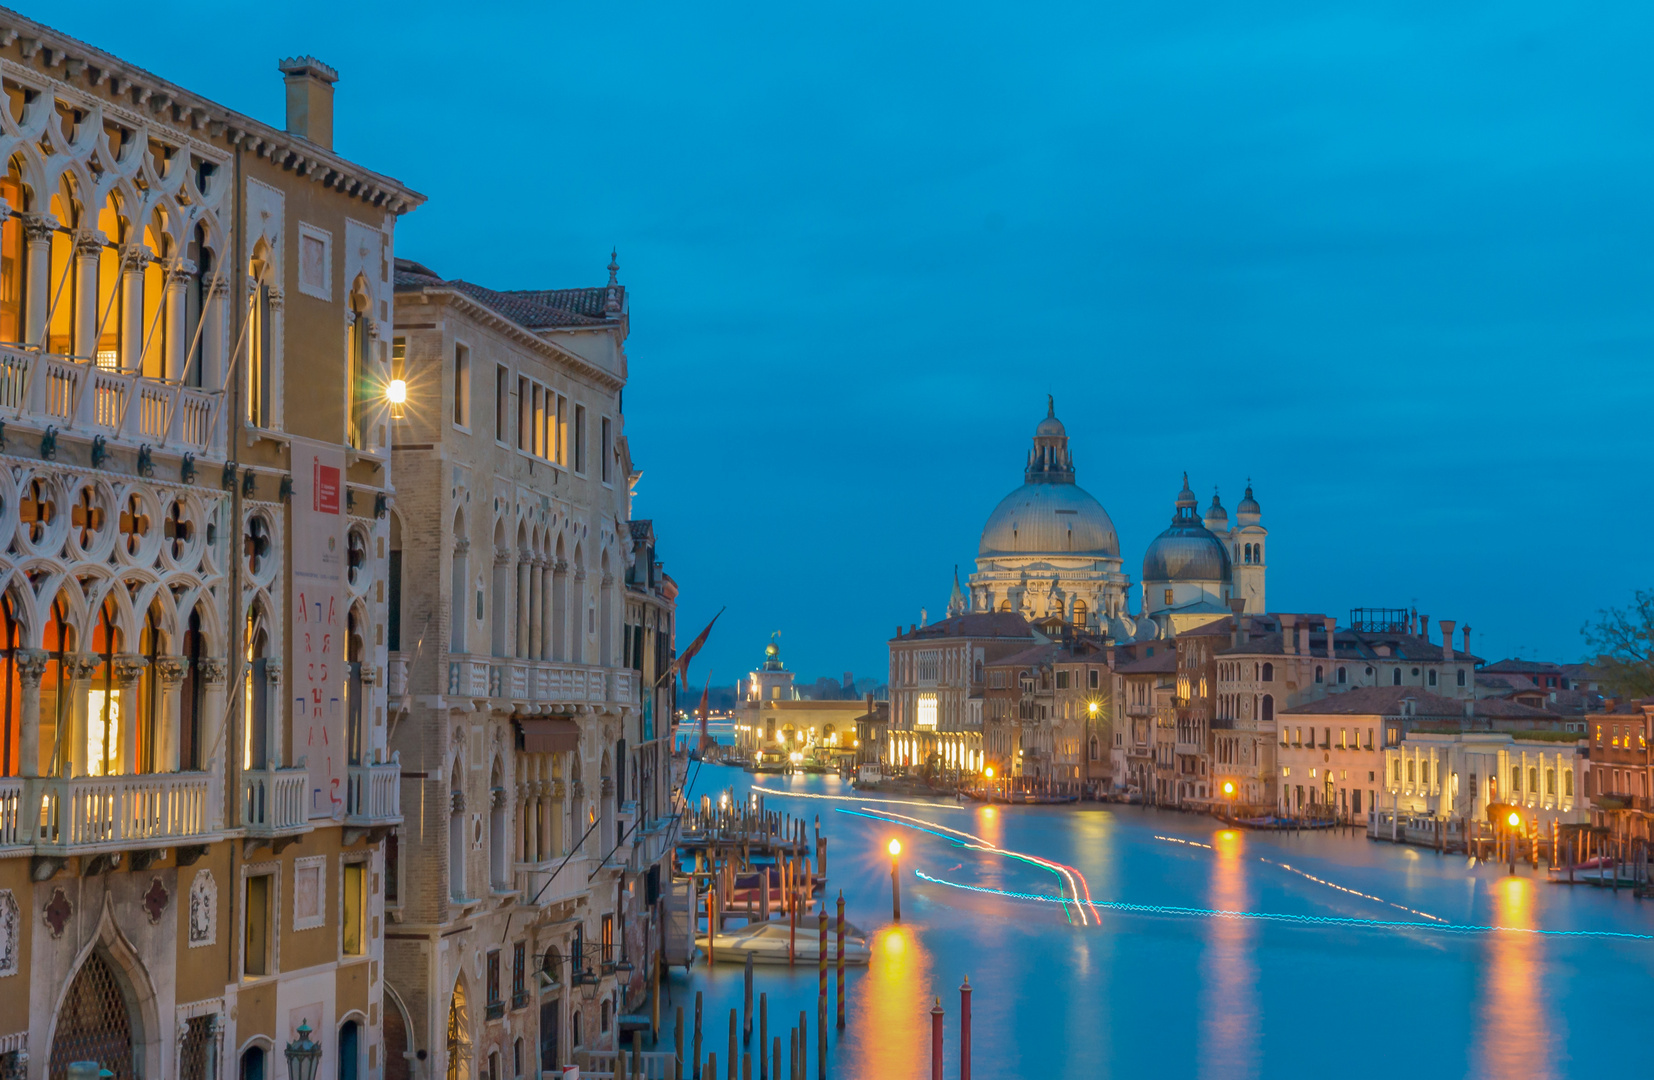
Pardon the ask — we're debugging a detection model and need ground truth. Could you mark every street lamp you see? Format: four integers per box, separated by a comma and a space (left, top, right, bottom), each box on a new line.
889, 837, 904, 917
285, 1023, 322, 1080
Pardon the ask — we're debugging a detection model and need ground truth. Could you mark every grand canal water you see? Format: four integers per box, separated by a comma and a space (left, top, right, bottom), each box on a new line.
653, 763, 1654, 1079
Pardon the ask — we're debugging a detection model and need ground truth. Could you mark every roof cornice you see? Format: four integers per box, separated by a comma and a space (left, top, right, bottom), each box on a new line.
404, 286, 625, 391
0, 7, 425, 214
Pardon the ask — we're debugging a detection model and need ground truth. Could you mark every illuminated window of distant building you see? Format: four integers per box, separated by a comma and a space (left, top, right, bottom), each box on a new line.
1163, 589, 1174, 606
916, 694, 937, 730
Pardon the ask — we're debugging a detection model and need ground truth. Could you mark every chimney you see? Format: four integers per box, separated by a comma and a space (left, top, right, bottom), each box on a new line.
1323, 617, 1336, 659
1419, 615, 1429, 643
1439, 620, 1456, 663
865, 691, 874, 713
1464, 699, 1473, 718
1281, 613, 1297, 655
1462, 625, 1471, 656
1227, 599, 1246, 648
279, 56, 339, 149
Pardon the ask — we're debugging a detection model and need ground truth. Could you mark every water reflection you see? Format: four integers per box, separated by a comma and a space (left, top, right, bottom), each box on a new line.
1199, 829, 1258, 1080
843, 924, 932, 1079
1473, 877, 1554, 1080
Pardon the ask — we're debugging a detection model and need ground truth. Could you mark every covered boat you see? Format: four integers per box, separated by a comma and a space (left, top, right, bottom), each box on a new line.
695, 921, 872, 966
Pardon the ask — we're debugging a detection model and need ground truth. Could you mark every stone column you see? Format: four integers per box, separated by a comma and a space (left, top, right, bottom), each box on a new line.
22, 215, 55, 347
119, 245, 148, 369
541, 565, 555, 661
164, 260, 195, 380
113, 654, 146, 773
201, 278, 228, 390
15, 649, 47, 779
265, 659, 285, 767
516, 558, 531, 659
156, 656, 188, 772
528, 562, 544, 661
66, 653, 99, 776
196, 658, 228, 768
72, 230, 102, 359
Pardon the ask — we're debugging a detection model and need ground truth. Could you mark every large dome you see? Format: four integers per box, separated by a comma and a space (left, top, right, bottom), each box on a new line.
979, 482, 1120, 558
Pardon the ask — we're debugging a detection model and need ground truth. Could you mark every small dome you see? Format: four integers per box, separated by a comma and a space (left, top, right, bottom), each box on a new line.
764, 642, 779, 659
1203, 491, 1228, 532
1236, 483, 1262, 526
1034, 394, 1065, 438
1142, 526, 1232, 584
1174, 473, 1198, 510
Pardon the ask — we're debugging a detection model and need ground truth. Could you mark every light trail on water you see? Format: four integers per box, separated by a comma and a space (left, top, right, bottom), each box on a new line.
838, 807, 1103, 925
1153, 834, 1447, 922
912, 871, 1654, 941
750, 785, 967, 811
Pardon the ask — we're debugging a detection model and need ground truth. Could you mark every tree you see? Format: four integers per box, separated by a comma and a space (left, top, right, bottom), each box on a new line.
1582, 589, 1654, 699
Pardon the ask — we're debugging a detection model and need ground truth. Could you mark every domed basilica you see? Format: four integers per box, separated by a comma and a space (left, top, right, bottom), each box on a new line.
959, 400, 1267, 638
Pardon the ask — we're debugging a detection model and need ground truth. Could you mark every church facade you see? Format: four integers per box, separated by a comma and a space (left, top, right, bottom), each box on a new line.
966, 402, 1268, 640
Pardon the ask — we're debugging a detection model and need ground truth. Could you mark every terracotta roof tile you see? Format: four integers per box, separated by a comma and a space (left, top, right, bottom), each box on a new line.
394, 258, 613, 328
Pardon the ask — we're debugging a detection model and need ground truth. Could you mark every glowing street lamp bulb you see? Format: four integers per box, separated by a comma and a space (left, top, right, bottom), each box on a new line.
1223, 781, 1234, 796
1088, 701, 1099, 715
1507, 812, 1521, 828
386, 378, 408, 404
888, 838, 901, 857
984, 766, 994, 779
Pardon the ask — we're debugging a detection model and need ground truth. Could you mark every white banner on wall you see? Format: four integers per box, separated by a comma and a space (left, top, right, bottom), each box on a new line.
290, 435, 347, 820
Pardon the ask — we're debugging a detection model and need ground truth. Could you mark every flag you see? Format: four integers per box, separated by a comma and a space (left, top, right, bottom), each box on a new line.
660, 606, 723, 688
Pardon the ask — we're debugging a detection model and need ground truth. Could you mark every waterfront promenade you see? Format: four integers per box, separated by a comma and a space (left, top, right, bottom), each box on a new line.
661, 763, 1654, 1079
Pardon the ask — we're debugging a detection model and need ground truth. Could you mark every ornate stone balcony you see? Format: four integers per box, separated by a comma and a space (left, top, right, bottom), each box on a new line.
515, 854, 591, 909
241, 766, 310, 838
0, 776, 24, 849
32, 771, 217, 856
345, 756, 402, 832
0, 347, 225, 460
444, 654, 639, 711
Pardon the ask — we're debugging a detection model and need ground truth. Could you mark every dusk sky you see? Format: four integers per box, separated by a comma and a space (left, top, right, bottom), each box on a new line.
52, 1, 1654, 688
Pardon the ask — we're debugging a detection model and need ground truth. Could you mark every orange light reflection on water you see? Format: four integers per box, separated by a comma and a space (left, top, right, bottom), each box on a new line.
841, 924, 932, 1079
1473, 876, 1553, 1080
1199, 829, 1258, 1080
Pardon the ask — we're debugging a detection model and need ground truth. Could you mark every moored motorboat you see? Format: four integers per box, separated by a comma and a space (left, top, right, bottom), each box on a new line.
695, 921, 872, 965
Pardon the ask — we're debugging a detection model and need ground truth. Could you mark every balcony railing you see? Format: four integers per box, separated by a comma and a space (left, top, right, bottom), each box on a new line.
0, 347, 224, 458
0, 777, 23, 848
447, 655, 640, 709
345, 757, 402, 825
34, 772, 214, 852
242, 767, 309, 835
515, 855, 591, 908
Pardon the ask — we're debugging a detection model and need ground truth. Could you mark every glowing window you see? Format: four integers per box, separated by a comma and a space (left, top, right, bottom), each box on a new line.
916, 694, 938, 730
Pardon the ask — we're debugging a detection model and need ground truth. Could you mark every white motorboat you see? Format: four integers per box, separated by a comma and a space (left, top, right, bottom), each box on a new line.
696, 921, 872, 966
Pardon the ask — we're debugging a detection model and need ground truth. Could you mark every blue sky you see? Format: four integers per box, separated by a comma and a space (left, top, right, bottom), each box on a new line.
50, 1, 1654, 688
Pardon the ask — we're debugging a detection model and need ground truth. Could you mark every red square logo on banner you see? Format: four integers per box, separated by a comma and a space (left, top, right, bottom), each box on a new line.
314, 461, 341, 515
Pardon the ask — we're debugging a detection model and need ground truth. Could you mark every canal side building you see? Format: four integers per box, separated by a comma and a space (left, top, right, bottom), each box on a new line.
0, 19, 416, 1080
888, 612, 1031, 778
384, 255, 678, 1077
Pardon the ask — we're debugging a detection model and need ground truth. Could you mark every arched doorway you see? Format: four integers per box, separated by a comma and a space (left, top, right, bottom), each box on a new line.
241, 1046, 266, 1080
446, 981, 472, 1080
49, 950, 141, 1080
339, 1020, 360, 1080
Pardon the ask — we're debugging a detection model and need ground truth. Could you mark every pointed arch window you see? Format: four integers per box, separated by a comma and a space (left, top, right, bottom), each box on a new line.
87, 596, 122, 776
0, 156, 24, 344
0, 591, 18, 775
137, 605, 162, 773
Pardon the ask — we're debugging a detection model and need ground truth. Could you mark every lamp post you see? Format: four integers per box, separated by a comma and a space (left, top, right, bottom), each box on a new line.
1506, 811, 1521, 876
888, 838, 902, 921
984, 765, 994, 802
285, 1023, 322, 1080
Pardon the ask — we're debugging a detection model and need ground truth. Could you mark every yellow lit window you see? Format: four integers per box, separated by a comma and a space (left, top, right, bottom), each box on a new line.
342, 862, 365, 956
86, 690, 120, 776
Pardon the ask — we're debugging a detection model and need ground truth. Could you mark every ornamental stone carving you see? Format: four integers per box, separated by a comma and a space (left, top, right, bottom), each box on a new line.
265, 659, 283, 687
155, 656, 189, 688
197, 657, 228, 685
113, 654, 148, 685
22, 213, 58, 243
188, 870, 217, 947
14, 650, 47, 688
119, 244, 152, 274
0, 889, 17, 976
67, 653, 100, 681
359, 663, 381, 688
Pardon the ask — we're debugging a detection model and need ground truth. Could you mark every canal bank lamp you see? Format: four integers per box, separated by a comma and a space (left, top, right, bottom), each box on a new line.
888, 838, 901, 857
1507, 811, 1521, 829
984, 766, 994, 779
285, 1023, 322, 1080
1223, 781, 1235, 798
